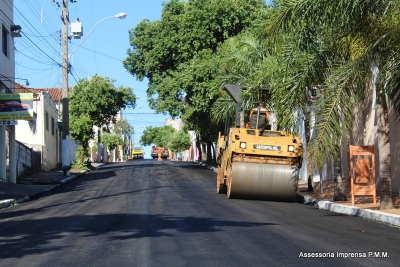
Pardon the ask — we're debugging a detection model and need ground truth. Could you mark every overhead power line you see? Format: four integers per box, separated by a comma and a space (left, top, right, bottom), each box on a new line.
20, 32, 62, 68
13, 4, 61, 56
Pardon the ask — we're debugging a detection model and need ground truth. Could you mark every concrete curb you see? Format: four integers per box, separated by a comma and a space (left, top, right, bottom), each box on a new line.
297, 194, 400, 227
60, 174, 78, 184
359, 209, 400, 227
0, 165, 104, 210
0, 199, 17, 209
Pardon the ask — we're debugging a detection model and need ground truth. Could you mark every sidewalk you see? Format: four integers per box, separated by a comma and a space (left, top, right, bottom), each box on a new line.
297, 179, 400, 227
0, 163, 105, 209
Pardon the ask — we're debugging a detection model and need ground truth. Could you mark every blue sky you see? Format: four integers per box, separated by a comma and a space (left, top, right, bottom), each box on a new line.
13, 0, 169, 158
13, 0, 271, 159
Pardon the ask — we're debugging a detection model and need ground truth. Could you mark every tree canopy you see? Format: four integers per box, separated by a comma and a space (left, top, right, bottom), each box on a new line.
168, 129, 191, 153
139, 125, 176, 148
124, 0, 268, 143
114, 119, 134, 141
69, 74, 137, 151
101, 133, 123, 151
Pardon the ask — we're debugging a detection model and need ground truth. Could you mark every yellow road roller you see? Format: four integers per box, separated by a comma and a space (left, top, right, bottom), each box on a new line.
216, 84, 303, 201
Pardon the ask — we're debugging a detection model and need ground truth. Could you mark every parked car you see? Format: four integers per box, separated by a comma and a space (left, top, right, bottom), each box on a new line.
0, 101, 30, 111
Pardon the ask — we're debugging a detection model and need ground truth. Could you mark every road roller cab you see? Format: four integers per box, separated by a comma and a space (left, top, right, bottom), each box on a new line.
246, 103, 270, 130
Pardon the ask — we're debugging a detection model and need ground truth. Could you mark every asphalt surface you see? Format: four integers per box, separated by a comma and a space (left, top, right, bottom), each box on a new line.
0, 160, 399, 267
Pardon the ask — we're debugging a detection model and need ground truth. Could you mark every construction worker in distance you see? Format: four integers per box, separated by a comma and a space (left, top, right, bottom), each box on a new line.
158, 150, 162, 161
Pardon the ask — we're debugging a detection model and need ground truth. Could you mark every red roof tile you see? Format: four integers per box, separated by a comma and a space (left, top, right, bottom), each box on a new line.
35, 88, 63, 101
13, 83, 72, 102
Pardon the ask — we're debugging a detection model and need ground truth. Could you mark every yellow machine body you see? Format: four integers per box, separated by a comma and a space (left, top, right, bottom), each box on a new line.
216, 127, 303, 201
132, 147, 144, 159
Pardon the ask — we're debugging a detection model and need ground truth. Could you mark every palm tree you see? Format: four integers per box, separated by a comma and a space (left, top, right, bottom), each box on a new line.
268, 0, 399, 209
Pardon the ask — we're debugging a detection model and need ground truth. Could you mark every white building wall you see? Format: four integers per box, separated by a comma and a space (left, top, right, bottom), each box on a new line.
165, 118, 181, 131
15, 92, 60, 171
0, 0, 15, 87
0, 0, 17, 182
43, 92, 59, 170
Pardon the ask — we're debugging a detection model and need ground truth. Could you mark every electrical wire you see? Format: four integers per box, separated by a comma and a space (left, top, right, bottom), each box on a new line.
71, 45, 124, 62
15, 37, 60, 71
0, 12, 13, 26
10, 0, 64, 84
22, 31, 60, 38
15, 47, 58, 66
20, 32, 62, 67
15, 62, 59, 72
69, 71, 80, 85
25, 0, 59, 36
12, 0, 61, 56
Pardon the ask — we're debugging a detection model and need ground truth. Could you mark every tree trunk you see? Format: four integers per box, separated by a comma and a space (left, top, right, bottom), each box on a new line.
377, 88, 393, 210
196, 136, 202, 162
206, 141, 212, 163
333, 159, 347, 201
307, 175, 314, 192
201, 142, 207, 162
211, 141, 216, 164
304, 115, 313, 191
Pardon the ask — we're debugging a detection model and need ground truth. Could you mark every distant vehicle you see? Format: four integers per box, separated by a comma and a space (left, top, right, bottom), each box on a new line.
0, 101, 30, 111
131, 147, 144, 159
151, 146, 169, 159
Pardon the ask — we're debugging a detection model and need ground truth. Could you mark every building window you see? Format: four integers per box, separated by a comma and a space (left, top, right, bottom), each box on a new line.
2, 26, 8, 57
45, 111, 49, 131
51, 117, 55, 135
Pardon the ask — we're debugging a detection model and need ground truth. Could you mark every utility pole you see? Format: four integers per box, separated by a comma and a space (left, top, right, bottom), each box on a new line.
61, 0, 70, 175
59, 4, 124, 167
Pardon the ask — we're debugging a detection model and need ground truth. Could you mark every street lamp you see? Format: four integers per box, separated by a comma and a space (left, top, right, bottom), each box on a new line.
61, 0, 126, 174
112, 70, 128, 79
69, 12, 127, 59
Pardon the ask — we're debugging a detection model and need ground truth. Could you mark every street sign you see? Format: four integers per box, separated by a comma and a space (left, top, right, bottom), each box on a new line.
89, 142, 94, 148
1, 120, 18, 125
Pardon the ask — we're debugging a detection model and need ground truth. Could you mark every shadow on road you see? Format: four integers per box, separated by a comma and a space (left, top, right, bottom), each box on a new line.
0, 213, 278, 259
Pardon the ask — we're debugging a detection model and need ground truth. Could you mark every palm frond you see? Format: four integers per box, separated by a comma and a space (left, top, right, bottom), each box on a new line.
308, 59, 367, 170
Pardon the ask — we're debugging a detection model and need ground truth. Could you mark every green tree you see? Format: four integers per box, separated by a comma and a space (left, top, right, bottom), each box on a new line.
123, 0, 267, 161
168, 129, 191, 153
101, 133, 123, 151
101, 133, 123, 161
114, 119, 134, 137
139, 125, 176, 148
114, 119, 135, 152
70, 75, 137, 162
69, 114, 94, 151
267, 0, 399, 209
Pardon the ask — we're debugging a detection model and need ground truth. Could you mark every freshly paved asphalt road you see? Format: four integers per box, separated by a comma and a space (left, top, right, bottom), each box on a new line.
0, 160, 399, 267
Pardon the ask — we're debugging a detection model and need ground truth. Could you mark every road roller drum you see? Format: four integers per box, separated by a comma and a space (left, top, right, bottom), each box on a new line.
228, 162, 298, 201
